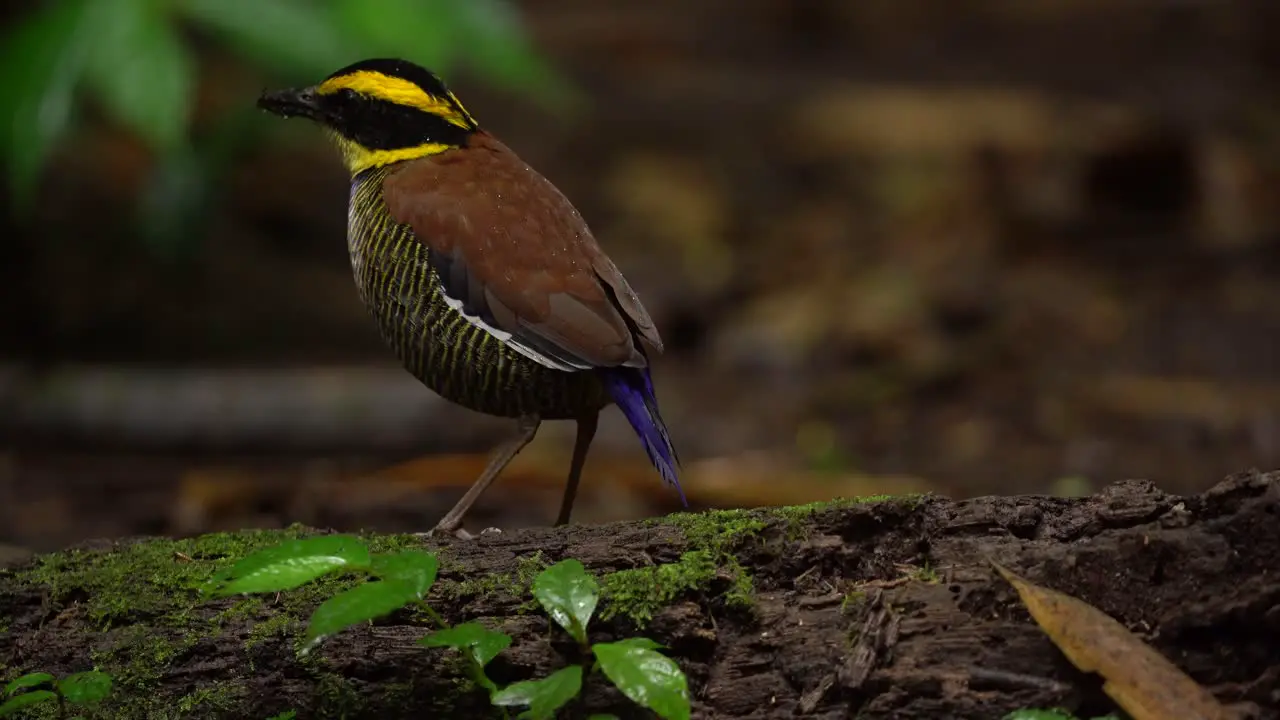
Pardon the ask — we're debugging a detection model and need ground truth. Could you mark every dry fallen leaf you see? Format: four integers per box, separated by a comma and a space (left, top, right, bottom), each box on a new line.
167, 447, 938, 536
991, 560, 1235, 720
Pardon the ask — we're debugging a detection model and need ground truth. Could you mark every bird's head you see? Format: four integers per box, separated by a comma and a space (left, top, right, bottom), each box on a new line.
258, 58, 479, 175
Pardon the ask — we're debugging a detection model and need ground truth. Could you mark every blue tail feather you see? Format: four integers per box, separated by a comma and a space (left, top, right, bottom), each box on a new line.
599, 367, 685, 506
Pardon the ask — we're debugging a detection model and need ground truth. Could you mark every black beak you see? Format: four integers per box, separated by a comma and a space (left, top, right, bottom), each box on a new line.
257, 86, 322, 119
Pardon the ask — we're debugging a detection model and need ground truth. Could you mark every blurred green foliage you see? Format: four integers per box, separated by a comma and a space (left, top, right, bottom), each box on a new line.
0, 0, 568, 248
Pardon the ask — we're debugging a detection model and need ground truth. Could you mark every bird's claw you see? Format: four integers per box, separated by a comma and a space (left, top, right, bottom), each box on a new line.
416, 525, 502, 541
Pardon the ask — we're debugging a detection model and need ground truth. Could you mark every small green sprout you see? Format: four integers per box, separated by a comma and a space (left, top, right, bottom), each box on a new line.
0, 669, 113, 718
204, 538, 692, 719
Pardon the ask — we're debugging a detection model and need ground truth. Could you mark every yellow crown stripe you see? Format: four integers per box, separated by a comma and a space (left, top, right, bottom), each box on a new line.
317, 71, 472, 130
445, 90, 477, 128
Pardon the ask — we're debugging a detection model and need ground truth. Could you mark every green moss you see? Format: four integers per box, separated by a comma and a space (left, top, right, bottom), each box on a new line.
445, 572, 509, 600
5, 525, 442, 718
907, 562, 940, 583
768, 495, 896, 538
514, 551, 548, 586
210, 596, 268, 626
443, 550, 548, 613
316, 672, 364, 717
840, 590, 867, 615
15, 526, 315, 628
305, 668, 462, 719
600, 551, 718, 624
244, 611, 301, 652
176, 681, 246, 715
661, 508, 767, 553
599, 507, 766, 625
367, 534, 428, 553
370, 679, 418, 712
722, 559, 755, 609
415, 669, 491, 720
514, 551, 549, 612
770, 494, 893, 519
598, 495, 920, 625
602, 507, 767, 622
92, 627, 198, 688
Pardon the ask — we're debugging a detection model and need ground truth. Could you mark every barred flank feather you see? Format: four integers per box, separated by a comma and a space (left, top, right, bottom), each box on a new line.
347, 166, 608, 420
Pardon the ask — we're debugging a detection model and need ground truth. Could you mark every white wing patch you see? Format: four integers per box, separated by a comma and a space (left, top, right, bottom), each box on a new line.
437, 290, 590, 372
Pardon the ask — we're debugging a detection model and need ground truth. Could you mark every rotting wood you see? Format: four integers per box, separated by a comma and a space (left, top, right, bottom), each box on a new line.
0, 472, 1277, 719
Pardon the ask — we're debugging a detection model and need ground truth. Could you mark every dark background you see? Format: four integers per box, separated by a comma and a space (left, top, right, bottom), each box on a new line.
4, 0, 1280, 552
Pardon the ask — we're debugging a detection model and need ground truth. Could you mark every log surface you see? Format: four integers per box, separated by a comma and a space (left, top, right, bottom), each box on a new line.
1, 472, 1277, 719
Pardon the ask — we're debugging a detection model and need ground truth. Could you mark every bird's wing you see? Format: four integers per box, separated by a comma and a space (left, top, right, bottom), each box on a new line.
381, 134, 663, 372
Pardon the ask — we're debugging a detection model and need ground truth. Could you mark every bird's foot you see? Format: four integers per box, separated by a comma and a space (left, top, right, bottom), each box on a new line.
417, 525, 503, 541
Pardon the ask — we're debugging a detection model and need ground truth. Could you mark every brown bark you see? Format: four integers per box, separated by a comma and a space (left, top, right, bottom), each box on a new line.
1, 471, 1277, 719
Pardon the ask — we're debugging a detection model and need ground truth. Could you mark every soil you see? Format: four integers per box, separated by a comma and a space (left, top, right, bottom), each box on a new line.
2, 470, 1277, 719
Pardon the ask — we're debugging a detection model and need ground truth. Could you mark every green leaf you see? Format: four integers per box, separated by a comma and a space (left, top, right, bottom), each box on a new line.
3, 673, 54, 696
0, 0, 94, 205
82, 0, 193, 152
370, 550, 439, 598
491, 665, 582, 720
334, 0, 457, 72
606, 637, 663, 652
204, 535, 370, 596
593, 641, 690, 720
452, 0, 575, 109
532, 559, 599, 645
177, 0, 353, 79
420, 622, 512, 669
0, 690, 58, 717
57, 671, 112, 705
136, 144, 213, 254
302, 580, 420, 653
266, 712, 297, 720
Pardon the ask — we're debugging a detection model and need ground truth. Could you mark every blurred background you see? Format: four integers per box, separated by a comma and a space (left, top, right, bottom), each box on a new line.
3, 0, 1280, 554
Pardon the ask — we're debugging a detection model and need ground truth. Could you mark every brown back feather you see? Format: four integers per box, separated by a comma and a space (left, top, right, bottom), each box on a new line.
381, 133, 663, 369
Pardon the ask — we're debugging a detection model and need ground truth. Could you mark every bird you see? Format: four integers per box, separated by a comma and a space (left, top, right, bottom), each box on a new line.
256, 58, 683, 538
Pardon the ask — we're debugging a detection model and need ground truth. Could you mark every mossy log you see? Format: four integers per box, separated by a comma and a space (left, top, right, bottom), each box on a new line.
2, 472, 1278, 719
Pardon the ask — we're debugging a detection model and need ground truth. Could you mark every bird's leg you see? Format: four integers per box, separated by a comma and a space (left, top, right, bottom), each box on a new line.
555, 412, 599, 527
431, 414, 540, 539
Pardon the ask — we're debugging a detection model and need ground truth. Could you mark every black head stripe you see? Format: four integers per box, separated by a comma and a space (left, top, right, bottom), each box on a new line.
338, 97, 472, 150
324, 58, 475, 134
320, 58, 475, 149
326, 58, 455, 102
